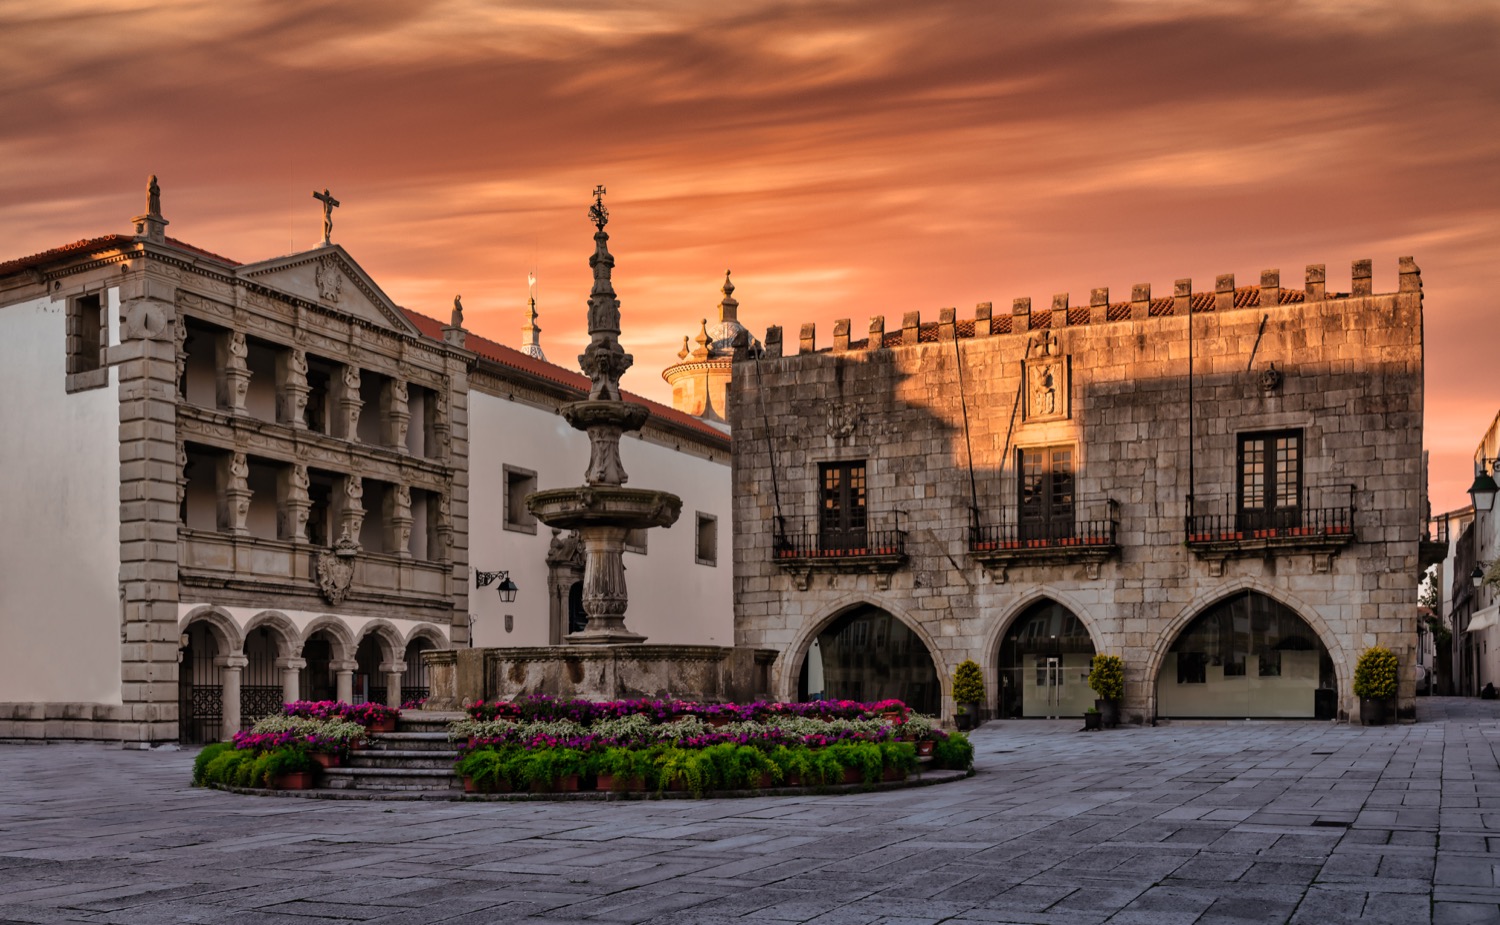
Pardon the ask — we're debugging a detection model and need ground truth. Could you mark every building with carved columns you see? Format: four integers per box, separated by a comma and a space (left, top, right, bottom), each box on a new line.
0, 180, 731, 744
730, 261, 1426, 724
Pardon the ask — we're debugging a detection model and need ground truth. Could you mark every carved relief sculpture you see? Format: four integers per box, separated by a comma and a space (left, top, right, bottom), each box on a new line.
224, 331, 251, 413
340, 365, 363, 441
224, 451, 251, 535
282, 463, 311, 543
316, 531, 358, 606
340, 475, 365, 542
389, 484, 413, 557
826, 402, 861, 440
315, 255, 342, 302
1023, 332, 1069, 423
172, 316, 187, 392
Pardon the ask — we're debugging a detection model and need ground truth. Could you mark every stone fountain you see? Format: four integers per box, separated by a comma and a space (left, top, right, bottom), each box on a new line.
422, 188, 773, 707
523, 187, 681, 645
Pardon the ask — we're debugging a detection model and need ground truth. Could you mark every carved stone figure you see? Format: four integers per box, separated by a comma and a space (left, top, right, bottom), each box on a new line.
227, 332, 248, 370
546, 528, 584, 568
292, 464, 310, 495
344, 476, 363, 508
393, 484, 411, 513
176, 443, 187, 508
291, 349, 308, 377
391, 379, 408, 404
312, 188, 339, 246
451, 295, 464, 328
826, 402, 860, 440
147, 174, 162, 217
229, 452, 249, 485
343, 366, 360, 391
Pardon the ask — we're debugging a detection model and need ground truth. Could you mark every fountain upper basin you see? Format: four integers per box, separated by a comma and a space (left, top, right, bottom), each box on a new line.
526, 486, 683, 531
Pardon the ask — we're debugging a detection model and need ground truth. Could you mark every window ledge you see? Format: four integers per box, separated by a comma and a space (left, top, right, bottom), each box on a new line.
969, 541, 1119, 582
1186, 529, 1354, 574
773, 550, 907, 591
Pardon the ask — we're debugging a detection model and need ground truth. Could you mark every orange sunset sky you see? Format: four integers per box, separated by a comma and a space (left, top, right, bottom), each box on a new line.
4, 1, 1498, 514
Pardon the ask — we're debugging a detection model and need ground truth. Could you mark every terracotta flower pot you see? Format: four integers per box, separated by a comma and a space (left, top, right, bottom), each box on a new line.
369, 717, 397, 734
311, 752, 340, 769
916, 740, 935, 757
529, 774, 580, 794
881, 710, 904, 723
841, 767, 865, 785
881, 766, 906, 783
596, 774, 646, 792
273, 771, 314, 791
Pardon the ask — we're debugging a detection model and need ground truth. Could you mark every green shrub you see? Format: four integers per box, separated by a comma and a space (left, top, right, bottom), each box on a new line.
1353, 647, 1399, 700
519, 747, 587, 788
457, 746, 523, 791
879, 741, 918, 777
932, 732, 974, 771
202, 749, 246, 787
952, 659, 985, 704
192, 743, 234, 786
260, 747, 314, 786
828, 741, 884, 785
1088, 654, 1125, 702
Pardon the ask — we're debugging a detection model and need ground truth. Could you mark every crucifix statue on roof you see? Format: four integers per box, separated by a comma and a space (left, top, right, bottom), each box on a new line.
312, 188, 340, 246
588, 185, 608, 230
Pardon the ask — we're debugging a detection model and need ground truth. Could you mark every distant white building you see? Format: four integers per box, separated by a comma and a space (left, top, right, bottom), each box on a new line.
0, 178, 730, 745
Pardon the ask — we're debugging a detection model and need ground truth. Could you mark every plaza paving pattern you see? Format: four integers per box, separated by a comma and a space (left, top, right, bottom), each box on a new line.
2, 699, 1499, 924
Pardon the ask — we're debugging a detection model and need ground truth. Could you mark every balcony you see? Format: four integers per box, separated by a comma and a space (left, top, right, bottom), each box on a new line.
1185, 504, 1355, 573
1419, 515, 1451, 574
968, 516, 1120, 582
772, 516, 908, 590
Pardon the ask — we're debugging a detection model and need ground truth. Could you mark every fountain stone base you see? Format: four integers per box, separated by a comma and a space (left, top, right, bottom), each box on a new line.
422, 645, 778, 708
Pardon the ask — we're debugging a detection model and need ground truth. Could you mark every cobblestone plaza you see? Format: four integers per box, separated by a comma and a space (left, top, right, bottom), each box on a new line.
2, 701, 1497, 924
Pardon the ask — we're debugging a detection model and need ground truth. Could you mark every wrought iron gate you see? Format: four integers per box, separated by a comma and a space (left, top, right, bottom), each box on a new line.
180, 622, 223, 744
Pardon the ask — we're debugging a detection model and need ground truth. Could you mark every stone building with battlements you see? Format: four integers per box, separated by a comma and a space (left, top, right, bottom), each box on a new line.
0, 179, 731, 745
729, 260, 1424, 724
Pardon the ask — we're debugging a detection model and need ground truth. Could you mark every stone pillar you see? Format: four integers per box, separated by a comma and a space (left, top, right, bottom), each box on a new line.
1089, 288, 1109, 325
567, 525, 644, 645
1352, 258, 1373, 297
217, 655, 248, 742
1260, 269, 1280, 308
832, 318, 851, 352
867, 316, 884, 350
430, 390, 452, 461
280, 464, 311, 543
381, 663, 405, 709
277, 657, 306, 704
435, 491, 454, 563
221, 452, 251, 536
339, 475, 364, 543
221, 331, 250, 414
384, 379, 410, 451
1215, 274, 1235, 313
117, 266, 183, 745
332, 660, 356, 703
387, 484, 412, 558
337, 365, 363, 441
1130, 284, 1151, 321
901, 311, 919, 346
277, 348, 310, 429
974, 303, 993, 337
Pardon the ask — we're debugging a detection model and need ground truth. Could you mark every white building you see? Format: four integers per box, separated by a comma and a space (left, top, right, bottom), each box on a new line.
0, 179, 731, 745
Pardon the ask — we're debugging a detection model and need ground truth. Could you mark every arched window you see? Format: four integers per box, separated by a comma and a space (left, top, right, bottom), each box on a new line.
996, 600, 1096, 718
796, 606, 939, 714
1157, 592, 1335, 719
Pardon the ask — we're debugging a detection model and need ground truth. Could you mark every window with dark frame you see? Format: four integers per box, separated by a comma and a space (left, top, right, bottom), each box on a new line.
1017, 445, 1075, 542
503, 466, 537, 533
818, 461, 867, 553
66, 292, 107, 390
1237, 430, 1302, 532
695, 513, 717, 566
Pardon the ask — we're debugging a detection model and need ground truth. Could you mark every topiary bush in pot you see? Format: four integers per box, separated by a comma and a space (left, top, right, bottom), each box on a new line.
1353, 646, 1399, 725
952, 660, 985, 730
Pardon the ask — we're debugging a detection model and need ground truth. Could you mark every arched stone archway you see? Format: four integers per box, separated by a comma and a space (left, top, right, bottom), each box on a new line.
353, 620, 405, 708
299, 616, 357, 704
994, 598, 1099, 719
1154, 590, 1337, 720
792, 602, 943, 715
401, 624, 447, 706
177, 607, 242, 745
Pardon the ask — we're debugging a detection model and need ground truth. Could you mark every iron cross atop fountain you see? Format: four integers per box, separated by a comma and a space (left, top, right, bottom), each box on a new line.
589, 185, 609, 230
313, 188, 340, 246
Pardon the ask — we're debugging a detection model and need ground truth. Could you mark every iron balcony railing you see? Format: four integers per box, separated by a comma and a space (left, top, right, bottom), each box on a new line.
1185, 505, 1353, 543
773, 515, 907, 560
968, 517, 1118, 552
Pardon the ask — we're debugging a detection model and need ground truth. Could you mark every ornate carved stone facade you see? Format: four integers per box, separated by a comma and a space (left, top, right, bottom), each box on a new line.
731, 260, 1425, 725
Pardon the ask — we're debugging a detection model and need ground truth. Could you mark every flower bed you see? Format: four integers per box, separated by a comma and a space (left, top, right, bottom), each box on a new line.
194, 701, 386, 789
452, 697, 972, 797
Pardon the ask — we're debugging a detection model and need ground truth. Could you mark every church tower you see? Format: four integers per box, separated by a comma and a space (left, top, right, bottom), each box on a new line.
662, 271, 757, 425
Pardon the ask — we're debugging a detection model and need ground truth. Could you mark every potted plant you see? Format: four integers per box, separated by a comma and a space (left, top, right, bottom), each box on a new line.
1082, 706, 1102, 731
1353, 646, 1399, 725
952, 659, 984, 730
263, 747, 317, 790
1088, 654, 1124, 728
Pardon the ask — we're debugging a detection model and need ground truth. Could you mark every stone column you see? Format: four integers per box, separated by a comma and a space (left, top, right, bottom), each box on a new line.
380, 662, 405, 710
217, 655, 248, 742
277, 657, 306, 704
221, 452, 251, 536
434, 491, 454, 563
387, 484, 412, 558
337, 365, 363, 441
572, 525, 643, 644
221, 331, 251, 414
277, 348, 310, 429
332, 660, 356, 703
339, 475, 364, 544
384, 379, 410, 452
279, 464, 311, 543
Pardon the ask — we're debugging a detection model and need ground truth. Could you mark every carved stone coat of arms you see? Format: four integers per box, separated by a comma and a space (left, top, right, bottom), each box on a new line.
316, 533, 359, 605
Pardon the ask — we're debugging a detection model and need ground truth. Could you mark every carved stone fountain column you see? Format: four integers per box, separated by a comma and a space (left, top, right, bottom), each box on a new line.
526, 189, 682, 646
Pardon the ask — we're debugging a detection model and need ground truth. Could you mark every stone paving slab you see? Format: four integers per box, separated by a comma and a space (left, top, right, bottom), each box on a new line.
3, 697, 1500, 923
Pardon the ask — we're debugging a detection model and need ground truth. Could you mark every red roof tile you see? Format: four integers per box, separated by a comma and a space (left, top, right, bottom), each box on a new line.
0, 234, 240, 277
399, 308, 730, 448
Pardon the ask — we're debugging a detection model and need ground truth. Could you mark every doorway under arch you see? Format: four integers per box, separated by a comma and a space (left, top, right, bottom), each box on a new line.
1156, 591, 1336, 719
997, 599, 1097, 718
795, 605, 940, 714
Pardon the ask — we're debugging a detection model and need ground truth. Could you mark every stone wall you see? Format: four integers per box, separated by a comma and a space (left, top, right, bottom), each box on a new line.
729, 260, 1424, 723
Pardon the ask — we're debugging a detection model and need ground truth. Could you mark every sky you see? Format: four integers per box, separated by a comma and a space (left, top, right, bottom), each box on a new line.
3, 0, 1498, 513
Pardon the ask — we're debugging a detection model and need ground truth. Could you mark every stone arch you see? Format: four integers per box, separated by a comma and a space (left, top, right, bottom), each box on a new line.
354, 619, 405, 665
403, 622, 449, 650
1149, 580, 1346, 719
243, 610, 300, 658
982, 588, 1108, 672
983, 589, 1105, 720
778, 593, 946, 709
179, 605, 243, 655
298, 615, 356, 663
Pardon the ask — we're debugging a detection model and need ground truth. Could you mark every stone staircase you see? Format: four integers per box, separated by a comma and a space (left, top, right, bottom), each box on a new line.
320, 711, 465, 794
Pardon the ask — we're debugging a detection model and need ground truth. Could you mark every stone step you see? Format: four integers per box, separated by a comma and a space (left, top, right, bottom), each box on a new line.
347, 750, 460, 770
365, 731, 452, 750
321, 767, 460, 791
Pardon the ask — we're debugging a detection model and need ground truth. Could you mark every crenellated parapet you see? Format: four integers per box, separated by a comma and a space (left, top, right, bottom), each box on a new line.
752, 259, 1421, 355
